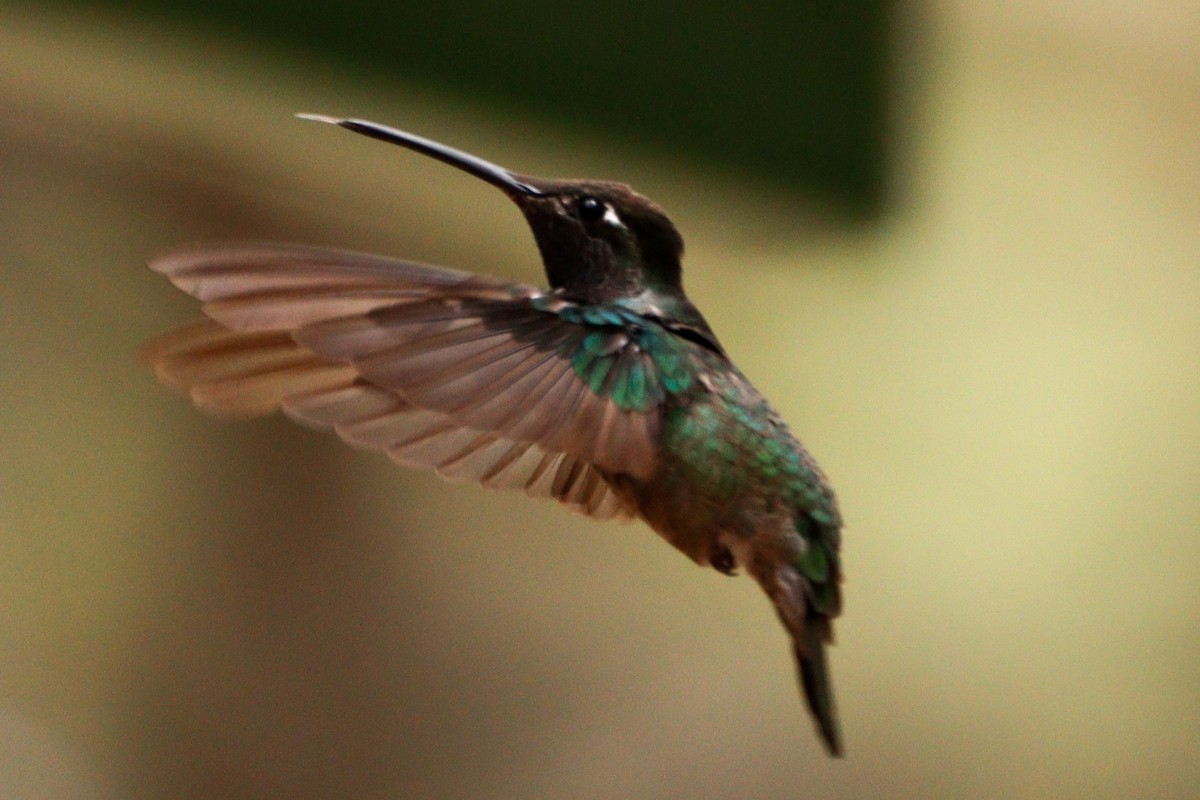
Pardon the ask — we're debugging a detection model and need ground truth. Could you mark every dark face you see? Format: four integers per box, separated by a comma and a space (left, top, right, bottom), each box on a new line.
513, 179, 685, 303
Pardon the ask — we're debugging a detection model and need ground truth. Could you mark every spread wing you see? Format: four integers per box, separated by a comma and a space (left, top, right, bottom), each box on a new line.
142, 243, 688, 519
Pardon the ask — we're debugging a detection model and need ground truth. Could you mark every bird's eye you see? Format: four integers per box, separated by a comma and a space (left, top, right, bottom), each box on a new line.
576, 195, 606, 222
709, 543, 737, 576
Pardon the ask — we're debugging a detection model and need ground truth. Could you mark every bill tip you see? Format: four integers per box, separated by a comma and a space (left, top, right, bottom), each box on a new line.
295, 112, 342, 125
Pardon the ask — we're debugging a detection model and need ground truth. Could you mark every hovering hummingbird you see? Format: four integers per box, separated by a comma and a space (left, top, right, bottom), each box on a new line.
143, 114, 845, 756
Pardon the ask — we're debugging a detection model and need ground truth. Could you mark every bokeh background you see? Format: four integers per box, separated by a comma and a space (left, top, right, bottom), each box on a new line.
2, 2, 1198, 798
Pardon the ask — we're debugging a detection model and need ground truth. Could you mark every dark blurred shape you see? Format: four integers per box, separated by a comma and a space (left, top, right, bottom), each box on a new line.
59, 0, 893, 220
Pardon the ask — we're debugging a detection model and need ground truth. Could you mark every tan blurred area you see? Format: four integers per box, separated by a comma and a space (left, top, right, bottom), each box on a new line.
2, 4, 1198, 799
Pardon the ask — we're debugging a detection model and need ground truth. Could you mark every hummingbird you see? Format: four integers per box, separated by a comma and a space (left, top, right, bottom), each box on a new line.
142, 114, 845, 756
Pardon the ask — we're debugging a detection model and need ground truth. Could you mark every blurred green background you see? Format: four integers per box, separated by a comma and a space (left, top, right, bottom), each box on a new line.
2, 3, 1199, 799
52, 0, 894, 218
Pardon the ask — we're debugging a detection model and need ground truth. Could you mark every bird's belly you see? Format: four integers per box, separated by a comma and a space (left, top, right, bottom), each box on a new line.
611, 396, 801, 564
607, 467, 739, 566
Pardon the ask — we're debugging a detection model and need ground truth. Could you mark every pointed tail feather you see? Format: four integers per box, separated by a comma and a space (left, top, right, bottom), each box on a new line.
797, 621, 842, 757
753, 552, 843, 757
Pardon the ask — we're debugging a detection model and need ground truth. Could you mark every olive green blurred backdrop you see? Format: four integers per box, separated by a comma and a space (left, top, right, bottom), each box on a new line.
51, 0, 893, 219
2, 3, 1199, 799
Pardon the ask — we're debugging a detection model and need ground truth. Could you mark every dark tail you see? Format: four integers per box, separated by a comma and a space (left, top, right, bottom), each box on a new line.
797, 620, 843, 757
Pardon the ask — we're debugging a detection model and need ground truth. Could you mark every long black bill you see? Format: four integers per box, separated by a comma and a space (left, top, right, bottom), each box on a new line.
297, 113, 543, 197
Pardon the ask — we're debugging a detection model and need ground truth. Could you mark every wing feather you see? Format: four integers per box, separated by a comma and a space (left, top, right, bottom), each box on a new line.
295, 295, 662, 477
151, 242, 533, 331
143, 312, 634, 521
145, 243, 691, 510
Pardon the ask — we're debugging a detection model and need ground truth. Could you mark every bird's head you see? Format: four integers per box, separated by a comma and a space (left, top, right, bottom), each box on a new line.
299, 114, 685, 304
